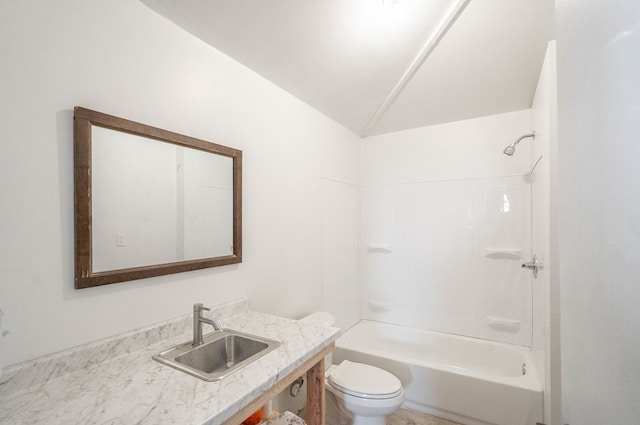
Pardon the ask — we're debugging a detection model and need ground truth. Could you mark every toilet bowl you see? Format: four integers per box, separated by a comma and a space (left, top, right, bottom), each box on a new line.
300, 313, 404, 425
326, 360, 404, 425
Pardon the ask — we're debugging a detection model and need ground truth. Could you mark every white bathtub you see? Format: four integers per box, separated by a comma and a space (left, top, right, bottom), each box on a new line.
333, 320, 543, 425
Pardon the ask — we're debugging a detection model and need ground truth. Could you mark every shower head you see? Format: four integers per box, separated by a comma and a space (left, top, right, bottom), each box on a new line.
503, 132, 535, 156
503, 144, 516, 156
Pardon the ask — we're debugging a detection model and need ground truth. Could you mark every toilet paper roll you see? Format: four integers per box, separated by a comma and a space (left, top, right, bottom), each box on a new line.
266, 411, 306, 425
283, 411, 306, 425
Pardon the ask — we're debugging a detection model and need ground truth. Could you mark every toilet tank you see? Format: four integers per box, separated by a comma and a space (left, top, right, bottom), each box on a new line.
299, 312, 336, 369
300, 311, 336, 327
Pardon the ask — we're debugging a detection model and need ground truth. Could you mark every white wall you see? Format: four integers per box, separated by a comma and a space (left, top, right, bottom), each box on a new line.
363, 110, 531, 185
321, 179, 360, 331
361, 110, 534, 345
0, 0, 359, 366
557, 0, 640, 423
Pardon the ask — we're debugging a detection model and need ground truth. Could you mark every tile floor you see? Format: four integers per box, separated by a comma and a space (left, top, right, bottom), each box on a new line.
388, 408, 462, 425
322, 392, 463, 425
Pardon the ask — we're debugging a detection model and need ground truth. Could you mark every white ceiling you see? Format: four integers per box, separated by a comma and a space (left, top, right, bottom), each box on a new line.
142, 0, 555, 137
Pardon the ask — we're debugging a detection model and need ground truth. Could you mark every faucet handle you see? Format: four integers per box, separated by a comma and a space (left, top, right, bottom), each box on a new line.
193, 303, 210, 313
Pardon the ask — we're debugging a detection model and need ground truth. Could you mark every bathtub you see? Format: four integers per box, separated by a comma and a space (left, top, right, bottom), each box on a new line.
332, 320, 543, 425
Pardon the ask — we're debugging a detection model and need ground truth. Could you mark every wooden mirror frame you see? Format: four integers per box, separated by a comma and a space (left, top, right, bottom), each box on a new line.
74, 107, 242, 289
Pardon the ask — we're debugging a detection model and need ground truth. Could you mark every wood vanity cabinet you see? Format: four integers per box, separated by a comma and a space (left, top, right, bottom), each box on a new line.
225, 343, 334, 425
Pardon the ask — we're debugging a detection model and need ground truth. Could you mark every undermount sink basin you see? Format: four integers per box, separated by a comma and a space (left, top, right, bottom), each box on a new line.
153, 329, 281, 381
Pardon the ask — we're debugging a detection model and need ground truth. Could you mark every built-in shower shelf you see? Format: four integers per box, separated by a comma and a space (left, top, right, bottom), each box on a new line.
368, 300, 392, 312
367, 243, 392, 253
486, 316, 521, 332
483, 248, 522, 259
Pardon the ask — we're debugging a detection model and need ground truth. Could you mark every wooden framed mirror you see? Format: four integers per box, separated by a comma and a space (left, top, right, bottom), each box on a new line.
74, 107, 242, 289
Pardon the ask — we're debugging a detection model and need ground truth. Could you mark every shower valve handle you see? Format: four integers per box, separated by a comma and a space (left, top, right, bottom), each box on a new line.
522, 255, 543, 279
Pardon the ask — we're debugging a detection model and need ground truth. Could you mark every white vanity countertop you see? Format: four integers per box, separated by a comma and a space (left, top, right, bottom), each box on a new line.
0, 299, 339, 425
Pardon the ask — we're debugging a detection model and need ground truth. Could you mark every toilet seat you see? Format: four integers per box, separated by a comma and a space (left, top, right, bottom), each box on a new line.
328, 361, 403, 400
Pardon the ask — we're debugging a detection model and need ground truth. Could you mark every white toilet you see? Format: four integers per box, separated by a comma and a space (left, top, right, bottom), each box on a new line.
300, 313, 404, 425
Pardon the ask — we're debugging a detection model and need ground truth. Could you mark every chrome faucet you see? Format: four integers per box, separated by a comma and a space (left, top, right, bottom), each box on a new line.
193, 303, 221, 346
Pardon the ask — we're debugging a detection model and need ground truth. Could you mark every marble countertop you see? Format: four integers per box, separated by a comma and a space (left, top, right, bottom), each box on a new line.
0, 299, 340, 425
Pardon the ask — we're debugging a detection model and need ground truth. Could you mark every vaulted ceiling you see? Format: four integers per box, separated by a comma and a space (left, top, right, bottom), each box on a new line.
142, 0, 555, 137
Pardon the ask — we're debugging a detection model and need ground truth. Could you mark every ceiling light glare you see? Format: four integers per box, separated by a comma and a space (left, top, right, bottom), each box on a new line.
347, 0, 409, 46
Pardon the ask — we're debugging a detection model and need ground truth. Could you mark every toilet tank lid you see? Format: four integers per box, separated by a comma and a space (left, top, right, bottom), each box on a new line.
299, 312, 335, 326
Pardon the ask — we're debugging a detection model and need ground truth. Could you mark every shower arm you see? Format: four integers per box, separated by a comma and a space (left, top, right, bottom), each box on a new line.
512, 133, 535, 147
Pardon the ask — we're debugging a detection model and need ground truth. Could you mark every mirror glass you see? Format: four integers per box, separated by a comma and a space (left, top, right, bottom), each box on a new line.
74, 107, 242, 288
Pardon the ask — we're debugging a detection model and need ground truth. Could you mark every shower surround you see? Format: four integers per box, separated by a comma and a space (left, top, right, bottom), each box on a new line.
361, 109, 534, 347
